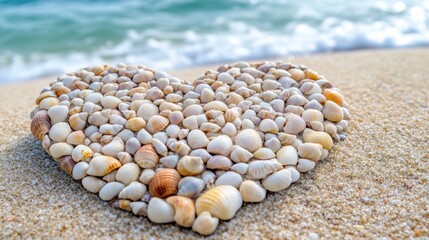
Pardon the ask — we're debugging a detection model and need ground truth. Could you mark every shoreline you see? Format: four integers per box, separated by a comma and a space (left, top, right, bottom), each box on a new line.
1, 48, 428, 239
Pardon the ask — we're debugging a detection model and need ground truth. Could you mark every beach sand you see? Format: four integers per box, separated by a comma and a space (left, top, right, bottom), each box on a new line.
0, 49, 428, 239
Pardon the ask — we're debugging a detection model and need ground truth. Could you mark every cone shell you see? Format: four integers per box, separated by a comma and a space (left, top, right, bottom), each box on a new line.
87, 155, 121, 177
149, 169, 181, 198
31, 112, 51, 141
303, 129, 333, 150
146, 115, 169, 134
166, 196, 196, 227
235, 129, 262, 153
192, 211, 219, 236
195, 185, 242, 220
134, 144, 159, 168
239, 180, 266, 202
261, 169, 292, 192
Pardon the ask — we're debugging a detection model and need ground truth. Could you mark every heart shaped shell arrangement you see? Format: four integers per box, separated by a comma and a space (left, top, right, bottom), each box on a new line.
30, 62, 350, 235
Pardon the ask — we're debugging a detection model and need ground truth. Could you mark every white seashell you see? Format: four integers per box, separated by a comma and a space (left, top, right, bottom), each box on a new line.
215, 171, 243, 188
49, 142, 74, 159
71, 144, 93, 162
183, 115, 199, 130
285, 167, 300, 183
82, 102, 102, 115
99, 124, 123, 135
183, 104, 204, 118
253, 148, 276, 160
66, 130, 85, 145
87, 155, 121, 177
283, 115, 306, 135
48, 105, 69, 124
235, 129, 262, 153
200, 88, 216, 103
169, 111, 184, 125
165, 124, 180, 138
276, 146, 298, 166
298, 143, 323, 162
190, 149, 212, 163
302, 109, 324, 123
277, 133, 297, 146
130, 201, 148, 216
200, 122, 221, 133
206, 155, 233, 170
72, 161, 89, 180
241, 119, 254, 129
99, 181, 125, 201
230, 163, 249, 175
187, 129, 209, 149
178, 177, 205, 198
139, 168, 155, 185
320, 149, 329, 161
246, 160, 283, 179
230, 145, 253, 163
82, 176, 106, 193
136, 129, 152, 144
221, 122, 237, 137
201, 171, 216, 188
88, 110, 110, 126
152, 138, 168, 156
147, 197, 175, 224
117, 151, 133, 165
119, 181, 147, 201
125, 137, 141, 155
39, 97, 59, 110
100, 96, 121, 109
195, 185, 242, 220
239, 180, 266, 202
258, 119, 278, 133
192, 211, 219, 236
203, 101, 228, 112
322, 100, 344, 122
262, 169, 292, 192
101, 137, 124, 157
49, 122, 72, 142
296, 158, 316, 172
264, 137, 281, 152
115, 163, 141, 185
160, 155, 179, 168
207, 135, 233, 156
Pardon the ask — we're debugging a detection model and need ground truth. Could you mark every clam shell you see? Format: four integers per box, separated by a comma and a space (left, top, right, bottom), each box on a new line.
206, 155, 233, 170
118, 181, 147, 201
296, 158, 316, 172
149, 169, 181, 198
258, 119, 279, 133
125, 137, 141, 155
323, 89, 344, 106
146, 115, 169, 134
276, 146, 298, 166
246, 160, 283, 180
47, 105, 69, 124
39, 97, 59, 110
253, 148, 276, 160
214, 171, 243, 188
283, 115, 306, 135
134, 144, 159, 168
160, 155, 179, 168
99, 181, 125, 201
115, 163, 141, 185
207, 135, 233, 156
203, 101, 228, 112
166, 196, 196, 227
303, 129, 333, 150
261, 169, 292, 192
72, 161, 89, 180
264, 137, 281, 152
285, 167, 300, 182
322, 100, 344, 122
230, 145, 253, 163
187, 129, 209, 149
136, 129, 152, 144
147, 197, 175, 224
189, 149, 212, 163
31, 112, 51, 141
195, 185, 242, 220
87, 155, 121, 177
298, 143, 323, 162
82, 176, 106, 193
101, 137, 124, 157
183, 104, 204, 118
49, 122, 72, 143
192, 211, 219, 236
177, 156, 204, 176
178, 177, 205, 198
66, 130, 85, 145
239, 180, 266, 202
235, 129, 262, 153
302, 109, 324, 123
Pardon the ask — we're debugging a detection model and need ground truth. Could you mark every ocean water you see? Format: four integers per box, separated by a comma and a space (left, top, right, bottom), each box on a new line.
0, 0, 428, 82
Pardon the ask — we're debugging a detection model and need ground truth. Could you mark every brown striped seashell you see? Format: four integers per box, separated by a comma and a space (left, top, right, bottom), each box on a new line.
59, 155, 76, 175
145, 115, 169, 134
149, 169, 181, 198
31, 111, 51, 141
134, 144, 159, 168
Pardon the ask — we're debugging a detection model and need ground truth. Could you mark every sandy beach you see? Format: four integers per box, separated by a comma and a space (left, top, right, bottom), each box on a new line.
0, 48, 428, 239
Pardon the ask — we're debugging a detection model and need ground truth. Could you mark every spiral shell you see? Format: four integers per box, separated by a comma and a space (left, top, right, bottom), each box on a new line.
195, 185, 242, 220
149, 169, 181, 198
31, 112, 51, 141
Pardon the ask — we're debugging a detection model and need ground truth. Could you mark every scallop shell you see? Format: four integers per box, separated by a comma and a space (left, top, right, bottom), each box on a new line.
253, 148, 276, 160
115, 163, 141, 185
87, 155, 121, 177
166, 196, 196, 227
192, 211, 219, 236
149, 169, 181, 198
195, 185, 242, 220
235, 129, 262, 153
146, 115, 169, 134
303, 128, 333, 150
31, 112, 51, 141
246, 160, 283, 180
118, 181, 147, 201
134, 144, 159, 168
261, 169, 292, 192
178, 177, 205, 198
239, 180, 266, 202
322, 100, 344, 122
147, 197, 175, 224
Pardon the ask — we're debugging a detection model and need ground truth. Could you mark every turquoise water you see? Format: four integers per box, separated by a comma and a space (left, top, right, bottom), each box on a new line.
1, 0, 428, 82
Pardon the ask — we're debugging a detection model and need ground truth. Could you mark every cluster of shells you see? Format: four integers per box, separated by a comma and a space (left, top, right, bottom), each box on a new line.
30, 62, 349, 235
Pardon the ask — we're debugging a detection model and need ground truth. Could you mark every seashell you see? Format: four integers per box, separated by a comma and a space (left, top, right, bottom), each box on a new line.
102, 170, 117, 182
277, 132, 297, 146
82, 176, 106, 193
264, 137, 281, 152
200, 122, 221, 133
41, 134, 51, 151
230, 145, 253, 163
48, 122, 71, 143
49, 142, 74, 159
286, 94, 308, 106
192, 211, 219, 236
101, 137, 124, 157
239, 180, 266, 202
261, 79, 281, 91
207, 135, 233, 156
66, 130, 85, 145
309, 121, 324, 131
322, 100, 344, 122
200, 88, 216, 103
146, 115, 169, 134
31, 112, 51, 141
115, 163, 141, 185
166, 196, 196, 227
88, 110, 110, 126
178, 177, 205, 198
130, 201, 148, 216
177, 156, 204, 176
89, 143, 102, 153
100, 96, 121, 109
160, 155, 179, 168
215, 171, 243, 188
246, 160, 283, 179
203, 101, 228, 112
36, 91, 56, 104
320, 149, 329, 161
323, 89, 344, 106
235, 129, 262, 153
195, 185, 242, 220
288, 68, 305, 81
261, 169, 292, 192
230, 163, 249, 175
253, 148, 276, 160
283, 115, 306, 135
183, 104, 204, 118
99, 181, 125, 201
169, 141, 191, 156
276, 146, 298, 166
69, 112, 88, 130
47, 105, 69, 124
298, 143, 323, 162
146, 88, 164, 101
221, 122, 237, 137
133, 70, 154, 83
136, 128, 152, 145
125, 137, 141, 155
187, 129, 209, 149
87, 155, 121, 177
165, 124, 180, 138
302, 109, 324, 124
201, 170, 216, 188
151, 138, 168, 156
305, 99, 324, 111
100, 135, 113, 145
71, 144, 93, 162
139, 168, 155, 185
189, 149, 212, 163
136, 103, 159, 121
159, 102, 182, 112
119, 181, 147, 201
134, 144, 159, 168
206, 155, 233, 170
59, 155, 76, 175
270, 99, 285, 113
116, 151, 132, 165
149, 169, 181, 198
113, 199, 131, 212
169, 111, 184, 125
183, 115, 199, 130
125, 117, 146, 131
72, 161, 89, 180
296, 158, 316, 172
39, 97, 60, 110
258, 119, 278, 133
147, 197, 175, 224
285, 167, 300, 182
303, 128, 333, 150
165, 93, 183, 103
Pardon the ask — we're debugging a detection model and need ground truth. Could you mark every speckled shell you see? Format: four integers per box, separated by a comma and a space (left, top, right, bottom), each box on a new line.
149, 169, 181, 198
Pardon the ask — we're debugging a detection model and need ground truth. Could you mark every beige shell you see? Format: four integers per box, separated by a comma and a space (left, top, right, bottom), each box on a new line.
66, 130, 85, 145
203, 101, 228, 112
323, 89, 344, 106
69, 112, 88, 130
298, 143, 323, 162
125, 117, 146, 131
166, 196, 196, 227
302, 109, 324, 123
139, 168, 155, 185
258, 119, 279, 133
48, 123, 71, 144
261, 169, 292, 192
71, 144, 93, 162
87, 155, 121, 177
303, 128, 333, 150
169, 141, 191, 157
239, 180, 266, 202
322, 100, 344, 122
187, 129, 209, 149
283, 115, 306, 135
115, 163, 141, 185
31, 112, 51, 141
134, 144, 159, 168
47, 105, 69, 124
276, 146, 298, 166
100, 96, 121, 109
82, 176, 106, 193
136, 103, 159, 121
149, 169, 181, 198
118, 181, 147, 201
285, 167, 301, 183
246, 160, 283, 179
146, 115, 169, 134
192, 211, 219, 236
183, 104, 204, 118
147, 197, 175, 224
253, 148, 276, 160
49, 142, 74, 159
177, 156, 204, 176
230, 145, 253, 163
207, 135, 233, 156
151, 138, 168, 157
214, 171, 243, 188
101, 137, 124, 157
235, 129, 262, 153
99, 181, 125, 201
39, 97, 60, 110
195, 185, 243, 220
206, 155, 233, 170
